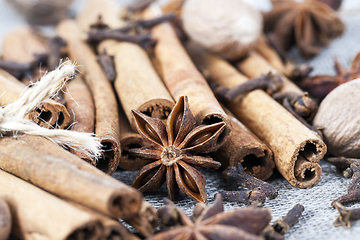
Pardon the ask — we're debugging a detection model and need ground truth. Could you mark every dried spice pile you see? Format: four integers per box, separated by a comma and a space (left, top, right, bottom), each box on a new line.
1, 0, 360, 240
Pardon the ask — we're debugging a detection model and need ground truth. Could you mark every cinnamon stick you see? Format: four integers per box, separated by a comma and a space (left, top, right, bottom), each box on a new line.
17, 134, 157, 235
76, 0, 175, 131
186, 44, 326, 188
142, 4, 232, 151
211, 108, 274, 180
65, 76, 96, 165
0, 69, 71, 129
57, 19, 121, 175
0, 169, 104, 240
237, 51, 303, 95
1, 26, 48, 84
118, 105, 151, 170
0, 135, 142, 220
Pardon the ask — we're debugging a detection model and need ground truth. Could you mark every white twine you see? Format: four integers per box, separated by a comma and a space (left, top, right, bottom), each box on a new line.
0, 61, 102, 159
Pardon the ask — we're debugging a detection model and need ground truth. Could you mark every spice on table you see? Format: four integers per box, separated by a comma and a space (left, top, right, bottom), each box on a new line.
327, 157, 359, 175
210, 109, 274, 181
261, 225, 285, 240
64, 76, 96, 166
1, 26, 49, 84
57, 19, 121, 175
0, 135, 142, 220
332, 191, 360, 207
255, 35, 313, 82
97, 49, 116, 82
263, 0, 344, 58
0, 169, 104, 240
118, 105, 151, 170
301, 54, 360, 100
0, 68, 71, 130
151, 194, 271, 240
273, 204, 305, 234
125, 201, 158, 237
47, 36, 67, 71
222, 163, 278, 200
186, 44, 326, 189
237, 52, 319, 124
313, 79, 360, 159
143, 5, 232, 152
130, 96, 224, 202
333, 202, 360, 228
0, 196, 11, 240
219, 190, 266, 206
224, 73, 283, 101
22, 134, 157, 235
78, 0, 175, 133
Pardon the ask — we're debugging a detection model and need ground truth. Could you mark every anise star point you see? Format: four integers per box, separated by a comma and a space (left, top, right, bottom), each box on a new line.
129, 96, 224, 202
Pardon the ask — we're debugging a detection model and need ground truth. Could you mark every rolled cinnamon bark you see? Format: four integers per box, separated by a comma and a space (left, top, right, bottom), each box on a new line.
0, 135, 142, 220
211, 108, 274, 180
16, 135, 157, 235
237, 51, 302, 94
142, 4, 232, 151
104, 42, 175, 129
65, 76, 96, 166
186, 45, 326, 188
57, 19, 121, 175
76, 0, 175, 131
254, 35, 285, 72
0, 169, 104, 240
0, 69, 71, 129
1, 26, 48, 85
118, 105, 151, 170
2, 26, 47, 64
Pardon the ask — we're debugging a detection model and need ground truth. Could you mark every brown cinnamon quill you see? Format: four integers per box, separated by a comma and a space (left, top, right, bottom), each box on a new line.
76, 0, 175, 132
186, 44, 326, 188
142, 5, 232, 151
0, 135, 142, 220
211, 108, 274, 180
57, 19, 121, 175
65, 76, 96, 165
0, 169, 104, 240
0, 69, 71, 129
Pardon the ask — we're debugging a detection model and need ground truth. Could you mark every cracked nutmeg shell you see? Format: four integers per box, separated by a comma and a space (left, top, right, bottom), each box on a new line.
181, 0, 262, 60
314, 78, 360, 157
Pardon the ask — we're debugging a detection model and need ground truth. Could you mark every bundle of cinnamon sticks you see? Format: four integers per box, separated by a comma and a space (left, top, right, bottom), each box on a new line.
0, 0, 331, 239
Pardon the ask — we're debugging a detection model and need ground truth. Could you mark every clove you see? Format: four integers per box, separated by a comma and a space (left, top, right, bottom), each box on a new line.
272, 92, 318, 123
222, 163, 278, 199
0, 56, 46, 79
219, 190, 266, 206
327, 157, 359, 175
333, 202, 360, 228
332, 161, 360, 207
97, 49, 116, 82
47, 36, 67, 71
87, 29, 154, 49
223, 72, 283, 101
273, 204, 305, 234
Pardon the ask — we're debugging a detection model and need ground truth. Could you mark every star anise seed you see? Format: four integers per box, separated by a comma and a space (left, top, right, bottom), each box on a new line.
300, 54, 360, 100
153, 194, 271, 240
264, 0, 344, 58
129, 96, 224, 202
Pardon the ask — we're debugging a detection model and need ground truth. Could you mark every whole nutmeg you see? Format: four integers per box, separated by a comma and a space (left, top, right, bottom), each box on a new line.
314, 78, 360, 157
0, 197, 11, 240
181, 0, 262, 60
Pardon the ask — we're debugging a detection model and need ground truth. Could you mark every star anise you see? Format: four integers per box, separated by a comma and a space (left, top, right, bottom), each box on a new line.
153, 194, 271, 240
264, 0, 344, 58
129, 96, 224, 202
300, 54, 360, 100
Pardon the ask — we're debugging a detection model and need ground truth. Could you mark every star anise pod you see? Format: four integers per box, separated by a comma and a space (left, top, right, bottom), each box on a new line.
300, 54, 360, 100
153, 194, 271, 240
264, 0, 344, 58
129, 96, 225, 202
